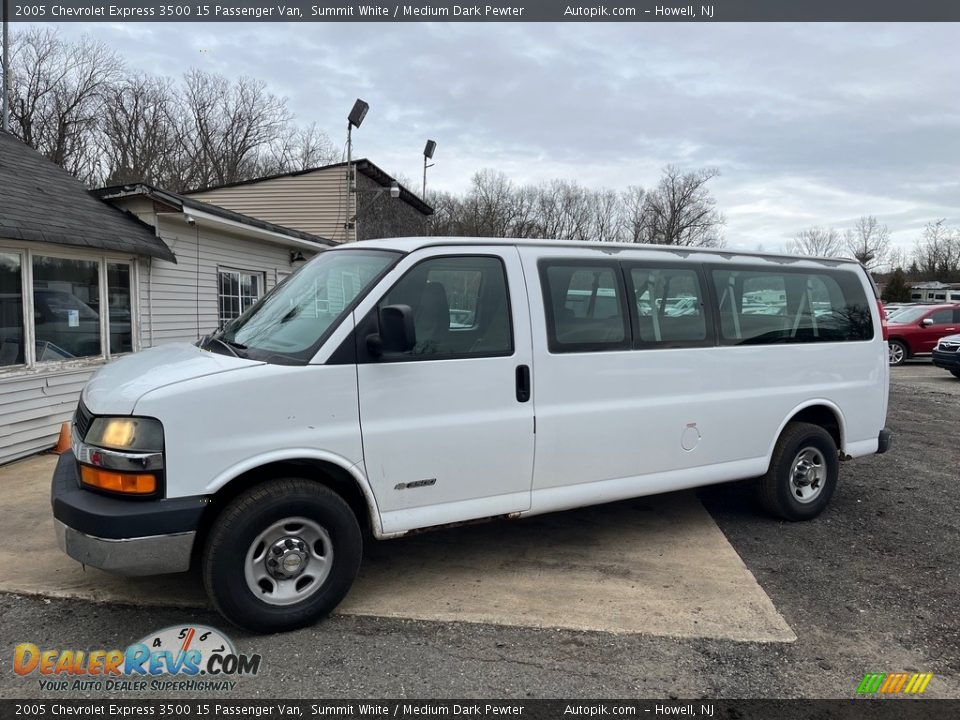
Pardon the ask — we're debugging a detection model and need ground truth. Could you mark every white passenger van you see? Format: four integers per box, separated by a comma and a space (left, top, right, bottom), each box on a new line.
52, 238, 891, 632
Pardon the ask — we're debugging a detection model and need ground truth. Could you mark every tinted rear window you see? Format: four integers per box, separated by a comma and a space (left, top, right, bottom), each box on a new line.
710, 267, 873, 344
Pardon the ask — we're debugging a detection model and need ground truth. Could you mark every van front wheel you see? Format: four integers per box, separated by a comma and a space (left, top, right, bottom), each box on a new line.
759, 422, 838, 521
202, 478, 362, 633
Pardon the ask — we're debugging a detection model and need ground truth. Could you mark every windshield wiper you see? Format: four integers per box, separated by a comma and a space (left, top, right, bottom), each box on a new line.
202, 335, 246, 358
280, 306, 301, 323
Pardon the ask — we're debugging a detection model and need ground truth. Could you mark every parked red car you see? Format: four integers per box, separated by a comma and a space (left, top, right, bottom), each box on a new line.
886, 303, 960, 366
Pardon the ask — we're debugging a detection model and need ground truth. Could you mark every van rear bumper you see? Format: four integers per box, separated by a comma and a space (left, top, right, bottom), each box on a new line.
51, 451, 207, 576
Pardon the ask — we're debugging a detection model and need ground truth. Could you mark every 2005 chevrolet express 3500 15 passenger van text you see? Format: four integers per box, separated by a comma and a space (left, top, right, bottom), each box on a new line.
52, 238, 892, 632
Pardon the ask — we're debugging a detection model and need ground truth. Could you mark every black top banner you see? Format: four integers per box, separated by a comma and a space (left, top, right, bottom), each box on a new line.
4, 0, 960, 23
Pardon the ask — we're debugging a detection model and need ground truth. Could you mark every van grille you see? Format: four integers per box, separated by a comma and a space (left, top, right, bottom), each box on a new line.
74, 399, 93, 441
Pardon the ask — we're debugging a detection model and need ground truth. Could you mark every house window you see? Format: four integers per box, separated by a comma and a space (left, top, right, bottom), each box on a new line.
0, 248, 135, 370
107, 263, 133, 354
0, 252, 24, 367
32, 256, 101, 362
218, 269, 264, 326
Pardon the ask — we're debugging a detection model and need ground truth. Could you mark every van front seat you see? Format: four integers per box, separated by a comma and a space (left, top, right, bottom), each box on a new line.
414, 281, 450, 354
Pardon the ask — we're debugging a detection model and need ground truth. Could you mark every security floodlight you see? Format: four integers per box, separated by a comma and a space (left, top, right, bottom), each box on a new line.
390, 181, 400, 199
290, 250, 307, 266
348, 99, 369, 128
422, 139, 437, 202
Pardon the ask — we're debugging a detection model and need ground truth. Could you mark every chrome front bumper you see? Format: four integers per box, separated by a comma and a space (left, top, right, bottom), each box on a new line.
54, 519, 195, 576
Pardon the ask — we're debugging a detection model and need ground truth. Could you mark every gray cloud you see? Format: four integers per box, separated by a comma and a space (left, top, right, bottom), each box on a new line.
48, 21, 960, 252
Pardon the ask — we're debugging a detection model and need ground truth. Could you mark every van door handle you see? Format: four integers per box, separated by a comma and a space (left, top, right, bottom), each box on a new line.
515, 365, 531, 403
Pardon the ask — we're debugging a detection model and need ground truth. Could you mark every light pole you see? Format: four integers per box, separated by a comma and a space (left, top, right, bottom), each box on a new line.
422, 139, 436, 201
2, 0, 10, 132
345, 99, 369, 243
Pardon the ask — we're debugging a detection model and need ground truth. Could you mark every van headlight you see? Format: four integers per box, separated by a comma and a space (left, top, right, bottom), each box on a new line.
85, 417, 164, 453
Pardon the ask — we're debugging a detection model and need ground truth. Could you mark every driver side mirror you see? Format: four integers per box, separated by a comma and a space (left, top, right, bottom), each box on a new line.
366, 304, 416, 357
921, 317, 934, 327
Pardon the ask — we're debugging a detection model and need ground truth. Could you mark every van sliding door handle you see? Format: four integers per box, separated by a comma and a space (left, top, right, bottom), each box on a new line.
515, 365, 531, 403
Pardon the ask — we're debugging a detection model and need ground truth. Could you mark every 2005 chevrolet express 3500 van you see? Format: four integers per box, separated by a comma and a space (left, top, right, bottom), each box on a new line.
52, 238, 892, 632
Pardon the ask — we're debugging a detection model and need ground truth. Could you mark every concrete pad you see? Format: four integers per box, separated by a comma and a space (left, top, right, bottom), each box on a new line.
0, 454, 794, 642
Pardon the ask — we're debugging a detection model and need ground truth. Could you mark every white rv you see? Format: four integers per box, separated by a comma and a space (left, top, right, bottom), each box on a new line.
52, 238, 891, 632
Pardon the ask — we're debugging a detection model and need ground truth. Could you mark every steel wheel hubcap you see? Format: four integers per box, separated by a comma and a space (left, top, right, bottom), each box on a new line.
789, 447, 826, 504
244, 517, 333, 606
889, 343, 904, 365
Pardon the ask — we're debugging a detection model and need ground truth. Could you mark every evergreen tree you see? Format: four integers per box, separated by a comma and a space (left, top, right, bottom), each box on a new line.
882, 268, 911, 303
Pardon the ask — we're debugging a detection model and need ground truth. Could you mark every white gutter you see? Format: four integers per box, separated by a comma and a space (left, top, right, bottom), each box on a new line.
183, 205, 330, 252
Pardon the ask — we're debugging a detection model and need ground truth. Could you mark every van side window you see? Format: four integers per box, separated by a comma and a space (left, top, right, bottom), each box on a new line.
380, 256, 512, 359
539, 261, 629, 353
626, 266, 708, 346
711, 267, 873, 344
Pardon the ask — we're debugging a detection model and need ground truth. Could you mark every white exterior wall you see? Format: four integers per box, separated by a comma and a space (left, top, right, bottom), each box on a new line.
138, 214, 300, 347
0, 367, 95, 464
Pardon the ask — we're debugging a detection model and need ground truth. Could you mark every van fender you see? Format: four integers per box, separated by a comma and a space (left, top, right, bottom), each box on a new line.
765, 399, 848, 466
204, 449, 387, 538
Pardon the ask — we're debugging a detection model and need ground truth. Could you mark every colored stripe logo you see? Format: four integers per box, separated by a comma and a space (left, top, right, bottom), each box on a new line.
857, 672, 933, 695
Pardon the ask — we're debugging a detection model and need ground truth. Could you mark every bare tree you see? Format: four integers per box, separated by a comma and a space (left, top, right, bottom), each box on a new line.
178, 70, 293, 189
98, 74, 179, 186
789, 226, 844, 257
257, 122, 338, 176
8, 28, 124, 182
637, 166, 725, 247
887, 245, 910, 273
913, 219, 960, 281
845, 215, 890, 270
590, 188, 624, 243
620, 185, 647, 244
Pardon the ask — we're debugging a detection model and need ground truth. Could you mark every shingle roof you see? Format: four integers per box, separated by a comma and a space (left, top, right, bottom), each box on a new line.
0, 131, 176, 263
93, 184, 334, 247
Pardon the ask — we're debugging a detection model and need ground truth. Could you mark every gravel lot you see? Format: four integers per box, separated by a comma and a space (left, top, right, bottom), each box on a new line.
1, 363, 957, 699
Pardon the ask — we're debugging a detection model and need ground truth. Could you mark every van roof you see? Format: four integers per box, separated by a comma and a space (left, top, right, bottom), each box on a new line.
345, 236, 863, 266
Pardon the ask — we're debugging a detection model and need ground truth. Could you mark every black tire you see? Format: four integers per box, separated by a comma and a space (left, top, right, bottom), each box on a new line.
202, 478, 362, 633
951, 370, 960, 379
759, 422, 838, 521
888, 340, 908, 366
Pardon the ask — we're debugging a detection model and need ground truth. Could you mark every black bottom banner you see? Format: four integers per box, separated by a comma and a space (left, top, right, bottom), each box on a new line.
2, 699, 958, 720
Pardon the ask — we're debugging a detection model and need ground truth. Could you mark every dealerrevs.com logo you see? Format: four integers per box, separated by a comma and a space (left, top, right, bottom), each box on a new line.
14, 625, 261, 693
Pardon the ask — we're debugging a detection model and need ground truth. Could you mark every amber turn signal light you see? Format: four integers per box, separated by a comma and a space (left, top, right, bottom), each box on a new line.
80, 465, 157, 495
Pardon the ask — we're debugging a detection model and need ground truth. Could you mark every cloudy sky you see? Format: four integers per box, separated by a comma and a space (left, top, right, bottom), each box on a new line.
47, 21, 960, 254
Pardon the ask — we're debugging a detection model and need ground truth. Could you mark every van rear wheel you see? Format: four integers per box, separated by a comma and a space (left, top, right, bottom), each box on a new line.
759, 422, 838, 521
202, 478, 362, 633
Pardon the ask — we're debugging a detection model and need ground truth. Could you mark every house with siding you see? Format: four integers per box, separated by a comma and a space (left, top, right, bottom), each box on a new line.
0, 132, 332, 464
187, 159, 434, 243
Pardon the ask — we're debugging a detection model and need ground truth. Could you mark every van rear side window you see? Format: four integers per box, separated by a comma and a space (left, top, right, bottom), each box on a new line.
540, 261, 630, 353
710, 267, 874, 345
626, 266, 708, 346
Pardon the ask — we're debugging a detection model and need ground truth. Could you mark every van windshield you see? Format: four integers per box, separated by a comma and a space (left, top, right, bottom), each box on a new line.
212, 249, 399, 363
